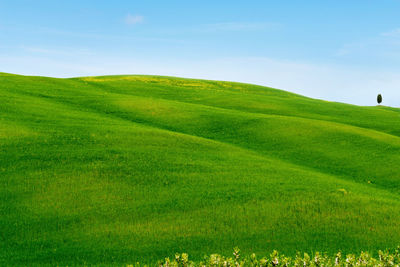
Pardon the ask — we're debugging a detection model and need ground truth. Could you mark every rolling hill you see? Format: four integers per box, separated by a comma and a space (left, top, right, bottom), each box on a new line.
1, 72, 400, 266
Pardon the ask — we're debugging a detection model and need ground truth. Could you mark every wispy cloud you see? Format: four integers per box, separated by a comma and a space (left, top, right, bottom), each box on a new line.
20, 46, 93, 56
335, 42, 367, 57
335, 28, 400, 58
201, 22, 280, 32
125, 14, 144, 25
381, 28, 400, 37
13, 26, 184, 44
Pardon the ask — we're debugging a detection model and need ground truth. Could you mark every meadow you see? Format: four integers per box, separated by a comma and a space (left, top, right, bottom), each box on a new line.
1, 72, 400, 266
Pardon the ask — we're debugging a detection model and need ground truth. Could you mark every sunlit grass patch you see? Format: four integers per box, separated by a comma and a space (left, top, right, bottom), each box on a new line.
0, 120, 37, 139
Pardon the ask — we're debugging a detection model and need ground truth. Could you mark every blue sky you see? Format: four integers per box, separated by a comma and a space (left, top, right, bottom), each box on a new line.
1, 0, 400, 106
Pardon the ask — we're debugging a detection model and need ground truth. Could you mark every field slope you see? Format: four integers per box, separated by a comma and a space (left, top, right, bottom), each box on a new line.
1, 73, 400, 265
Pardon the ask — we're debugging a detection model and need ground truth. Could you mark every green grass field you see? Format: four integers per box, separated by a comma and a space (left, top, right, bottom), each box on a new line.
1, 72, 400, 266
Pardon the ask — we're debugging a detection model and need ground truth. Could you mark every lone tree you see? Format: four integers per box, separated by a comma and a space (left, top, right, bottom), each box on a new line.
377, 94, 382, 105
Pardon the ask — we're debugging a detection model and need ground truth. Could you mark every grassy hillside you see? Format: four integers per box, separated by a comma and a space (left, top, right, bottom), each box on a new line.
1, 72, 400, 266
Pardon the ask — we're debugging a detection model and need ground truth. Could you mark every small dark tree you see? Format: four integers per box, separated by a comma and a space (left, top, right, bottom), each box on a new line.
377, 94, 382, 105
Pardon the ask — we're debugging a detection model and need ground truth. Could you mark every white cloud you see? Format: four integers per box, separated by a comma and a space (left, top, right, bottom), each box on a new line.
125, 14, 144, 25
